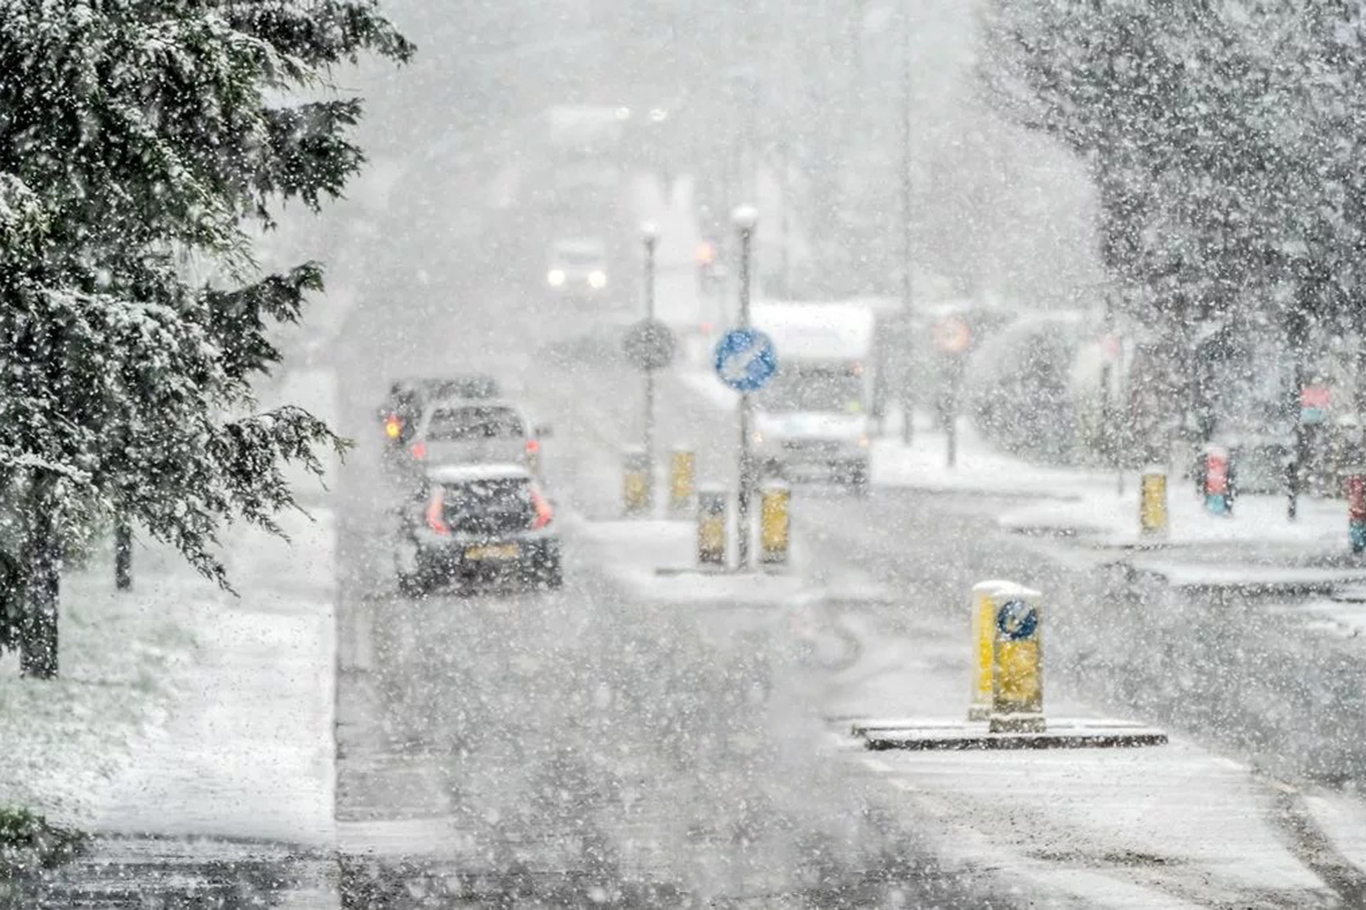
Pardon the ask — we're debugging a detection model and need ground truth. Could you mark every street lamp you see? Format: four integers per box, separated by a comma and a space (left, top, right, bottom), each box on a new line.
732, 203, 758, 569
640, 221, 661, 511
899, 2, 915, 446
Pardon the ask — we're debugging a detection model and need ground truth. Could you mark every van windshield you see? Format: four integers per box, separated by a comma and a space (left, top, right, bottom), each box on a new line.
757, 367, 864, 413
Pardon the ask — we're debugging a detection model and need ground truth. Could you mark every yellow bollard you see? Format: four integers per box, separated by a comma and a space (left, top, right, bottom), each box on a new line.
968, 580, 1010, 722
670, 448, 696, 513
1140, 467, 1168, 537
697, 486, 727, 567
759, 481, 790, 565
623, 447, 649, 517
989, 585, 1045, 734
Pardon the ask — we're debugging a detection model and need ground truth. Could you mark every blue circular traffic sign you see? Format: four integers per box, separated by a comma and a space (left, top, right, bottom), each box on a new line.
714, 328, 778, 392
996, 599, 1038, 641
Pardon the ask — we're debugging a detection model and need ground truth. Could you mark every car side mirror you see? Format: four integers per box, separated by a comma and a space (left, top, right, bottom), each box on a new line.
534, 423, 554, 438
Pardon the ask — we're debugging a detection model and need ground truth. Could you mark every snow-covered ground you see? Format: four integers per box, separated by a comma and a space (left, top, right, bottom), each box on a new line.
88, 509, 336, 845
0, 548, 195, 825
0, 368, 339, 847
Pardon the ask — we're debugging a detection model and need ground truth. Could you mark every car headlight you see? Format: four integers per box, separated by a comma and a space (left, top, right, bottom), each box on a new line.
752, 431, 764, 445
547, 269, 566, 287
588, 270, 607, 289
857, 435, 870, 448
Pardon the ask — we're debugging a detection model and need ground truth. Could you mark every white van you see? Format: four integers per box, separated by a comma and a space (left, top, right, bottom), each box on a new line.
749, 302, 877, 488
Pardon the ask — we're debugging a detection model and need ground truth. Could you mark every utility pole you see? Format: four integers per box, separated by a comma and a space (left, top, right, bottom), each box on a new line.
642, 220, 660, 507
899, 1, 915, 446
734, 204, 758, 570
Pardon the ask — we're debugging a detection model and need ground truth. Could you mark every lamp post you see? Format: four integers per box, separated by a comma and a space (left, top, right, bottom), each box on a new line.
899, 0, 915, 446
733, 204, 758, 570
642, 220, 659, 510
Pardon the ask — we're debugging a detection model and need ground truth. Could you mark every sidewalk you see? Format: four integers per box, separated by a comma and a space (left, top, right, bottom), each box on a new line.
869, 414, 1366, 590
89, 510, 337, 845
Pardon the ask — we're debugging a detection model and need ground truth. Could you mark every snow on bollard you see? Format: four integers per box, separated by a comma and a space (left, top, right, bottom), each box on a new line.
696, 485, 727, 567
989, 585, 1045, 734
968, 580, 1010, 722
622, 446, 650, 517
1349, 470, 1366, 555
759, 481, 790, 566
1139, 467, 1168, 537
669, 447, 695, 514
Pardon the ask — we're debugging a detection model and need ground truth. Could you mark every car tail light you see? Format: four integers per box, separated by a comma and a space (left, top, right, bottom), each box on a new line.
425, 490, 449, 535
526, 438, 540, 455
384, 415, 402, 440
410, 441, 427, 460
531, 488, 553, 529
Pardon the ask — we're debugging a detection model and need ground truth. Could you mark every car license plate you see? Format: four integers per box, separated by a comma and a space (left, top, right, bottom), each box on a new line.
465, 543, 518, 561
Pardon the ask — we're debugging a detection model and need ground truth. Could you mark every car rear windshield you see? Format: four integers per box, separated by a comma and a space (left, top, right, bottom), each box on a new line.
427, 406, 524, 441
442, 478, 532, 529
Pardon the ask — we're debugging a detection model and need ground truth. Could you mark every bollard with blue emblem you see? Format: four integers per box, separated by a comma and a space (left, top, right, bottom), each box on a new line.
1349, 470, 1366, 555
989, 585, 1045, 734
968, 580, 1010, 722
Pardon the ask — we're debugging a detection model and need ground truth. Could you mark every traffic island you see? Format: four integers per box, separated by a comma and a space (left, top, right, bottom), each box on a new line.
853, 717, 1167, 751
850, 580, 1167, 752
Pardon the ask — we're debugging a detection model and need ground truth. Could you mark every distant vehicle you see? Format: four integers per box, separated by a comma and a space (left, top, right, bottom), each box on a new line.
393, 463, 561, 594
408, 399, 547, 476
545, 238, 609, 299
379, 375, 501, 448
749, 301, 877, 488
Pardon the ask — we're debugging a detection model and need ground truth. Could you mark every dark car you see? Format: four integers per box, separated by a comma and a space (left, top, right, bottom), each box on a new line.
378, 374, 501, 447
411, 399, 541, 470
392, 463, 561, 594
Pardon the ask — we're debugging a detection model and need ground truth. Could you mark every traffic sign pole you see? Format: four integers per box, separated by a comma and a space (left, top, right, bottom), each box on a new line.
737, 219, 753, 570
712, 220, 774, 575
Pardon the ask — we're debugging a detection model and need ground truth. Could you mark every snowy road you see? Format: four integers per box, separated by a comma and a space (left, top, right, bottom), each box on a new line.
325, 269, 1022, 906
319, 248, 1366, 905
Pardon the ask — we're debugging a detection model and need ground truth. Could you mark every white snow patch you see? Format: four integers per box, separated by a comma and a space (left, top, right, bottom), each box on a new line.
90, 508, 337, 845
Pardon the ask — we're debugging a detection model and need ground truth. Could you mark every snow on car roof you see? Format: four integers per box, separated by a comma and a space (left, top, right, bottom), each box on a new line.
426, 463, 531, 484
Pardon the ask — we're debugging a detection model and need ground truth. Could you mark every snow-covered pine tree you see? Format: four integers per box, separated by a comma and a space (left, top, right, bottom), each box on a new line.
0, 1, 411, 676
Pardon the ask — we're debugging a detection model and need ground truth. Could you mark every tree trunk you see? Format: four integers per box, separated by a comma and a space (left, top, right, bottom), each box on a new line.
19, 478, 59, 679
114, 520, 132, 591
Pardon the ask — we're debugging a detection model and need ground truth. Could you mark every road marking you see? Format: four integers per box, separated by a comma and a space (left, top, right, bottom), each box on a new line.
861, 758, 893, 774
